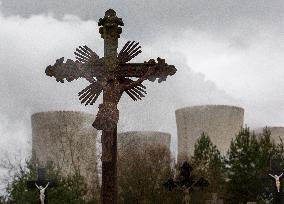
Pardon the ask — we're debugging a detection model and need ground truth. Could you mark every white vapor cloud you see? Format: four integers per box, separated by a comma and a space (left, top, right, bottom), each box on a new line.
154, 25, 284, 127
0, 14, 102, 158
0, 11, 237, 162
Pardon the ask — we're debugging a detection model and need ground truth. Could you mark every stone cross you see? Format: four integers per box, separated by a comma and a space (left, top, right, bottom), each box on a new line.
45, 9, 176, 204
27, 168, 58, 204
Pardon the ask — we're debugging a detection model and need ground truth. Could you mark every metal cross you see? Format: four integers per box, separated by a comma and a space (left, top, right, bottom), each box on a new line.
45, 9, 176, 204
26, 168, 58, 204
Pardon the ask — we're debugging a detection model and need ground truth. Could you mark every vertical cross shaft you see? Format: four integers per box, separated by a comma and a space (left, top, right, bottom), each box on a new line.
98, 9, 123, 72
98, 9, 123, 204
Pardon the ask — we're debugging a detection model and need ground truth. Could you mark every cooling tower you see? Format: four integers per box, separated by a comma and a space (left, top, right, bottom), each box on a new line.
31, 111, 99, 198
117, 131, 171, 153
176, 105, 244, 161
117, 131, 172, 163
267, 127, 284, 143
117, 132, 172, 201
255, 126, 284, 144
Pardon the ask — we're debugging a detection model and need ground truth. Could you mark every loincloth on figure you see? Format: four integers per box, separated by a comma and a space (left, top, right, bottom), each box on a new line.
93, 102, 119, 131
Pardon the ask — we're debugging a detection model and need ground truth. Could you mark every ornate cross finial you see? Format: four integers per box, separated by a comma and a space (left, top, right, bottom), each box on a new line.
98, 9, 123, 39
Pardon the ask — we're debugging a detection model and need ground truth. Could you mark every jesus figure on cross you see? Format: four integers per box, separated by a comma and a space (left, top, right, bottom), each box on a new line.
35, 182, 50, 204
269, 173, 283, 193
92, 67, 155, 131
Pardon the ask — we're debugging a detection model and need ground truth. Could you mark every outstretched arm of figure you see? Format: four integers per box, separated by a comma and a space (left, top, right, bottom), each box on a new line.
121, 66, 156, 91
269, 174, 276, 179
279, 173, 283, 178
43, 182, 50, 190
35, 183, 40, 190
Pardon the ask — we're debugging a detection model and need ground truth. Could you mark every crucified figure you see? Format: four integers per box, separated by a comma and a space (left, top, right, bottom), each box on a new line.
176, 185, 190, 204
269, 173, 283, 192
35, 182, 50, 204
89, 66, 156, 131
182, 186, 192, 204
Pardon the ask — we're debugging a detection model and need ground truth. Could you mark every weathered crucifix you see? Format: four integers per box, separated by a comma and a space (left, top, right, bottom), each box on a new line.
27, 168, 58, 204
45, 9, 176, 204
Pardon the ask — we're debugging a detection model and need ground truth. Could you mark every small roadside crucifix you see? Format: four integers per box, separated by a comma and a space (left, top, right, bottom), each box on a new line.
261, 158, 284, 204
45, 9, 176, 204
27, 168, 58, 204
164, 162, 209, 204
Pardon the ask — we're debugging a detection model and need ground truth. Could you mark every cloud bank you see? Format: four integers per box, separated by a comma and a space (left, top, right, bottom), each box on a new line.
0, 10, 237, 160
1, 1, 283, 127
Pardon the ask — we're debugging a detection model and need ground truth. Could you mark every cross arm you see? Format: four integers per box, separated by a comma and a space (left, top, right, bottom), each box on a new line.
118, 77, 147, 101
43, 182, 50, 190
26, 180, 57, 189
261, 170, 276, 180
45, 57, 90, 83
118, 58, 177, 83
45, 45, 105, 83
121, 68, 152, 91
163, 178, 178, 191
194, 177, 209, 188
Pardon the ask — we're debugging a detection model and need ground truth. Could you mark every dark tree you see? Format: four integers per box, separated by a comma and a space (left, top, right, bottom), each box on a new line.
226, 127, 277, 203
2, 160, 92, 204
164, 161, 209, 204
192, 132, 226, 201
118, 145, 179, 204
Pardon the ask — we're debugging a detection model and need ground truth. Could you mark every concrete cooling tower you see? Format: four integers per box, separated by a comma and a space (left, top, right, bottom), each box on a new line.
255, 127, 284, 144
176, 105, 244, 161
117, 131, 172, 199
117, 131, 172, 181
117, 131, 171, 163
117, 131, 171, 152
267, 127, 284, 143
31, 111, 99, 198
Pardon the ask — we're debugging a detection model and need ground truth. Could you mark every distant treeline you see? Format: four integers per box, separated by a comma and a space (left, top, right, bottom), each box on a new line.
0, 126, 282, 204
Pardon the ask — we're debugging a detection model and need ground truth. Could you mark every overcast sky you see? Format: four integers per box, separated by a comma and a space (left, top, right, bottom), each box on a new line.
0, 1, 283, 165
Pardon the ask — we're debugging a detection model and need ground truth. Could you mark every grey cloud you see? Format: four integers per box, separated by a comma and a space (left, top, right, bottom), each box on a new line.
0, 0, 95, 19
0, 13, 238, 159
1, 0, 284, 43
